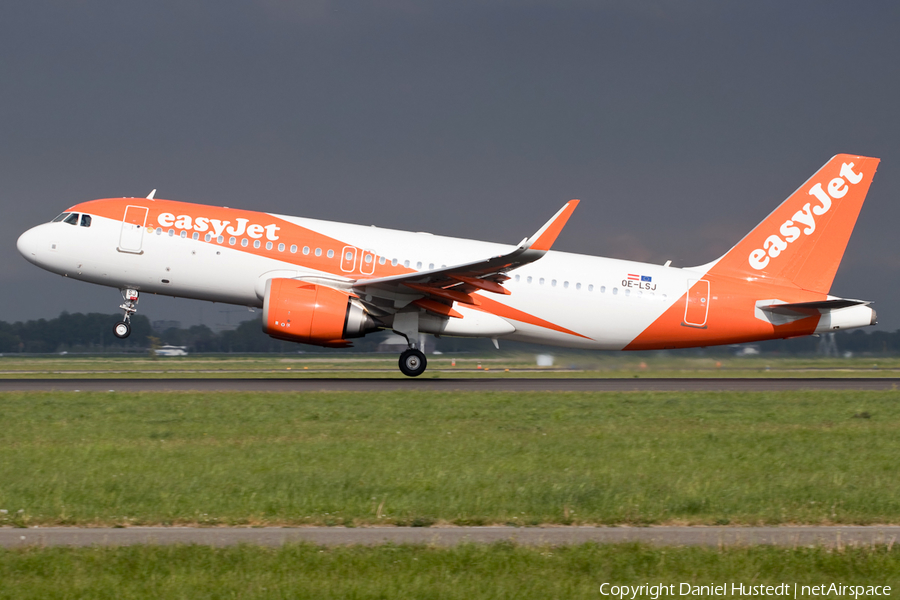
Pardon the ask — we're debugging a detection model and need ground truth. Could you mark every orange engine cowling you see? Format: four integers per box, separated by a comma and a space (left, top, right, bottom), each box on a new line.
262, 278, 379, 347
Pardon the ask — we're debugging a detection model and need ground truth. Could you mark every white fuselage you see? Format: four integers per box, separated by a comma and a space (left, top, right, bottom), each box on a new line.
18, 207, 702, 350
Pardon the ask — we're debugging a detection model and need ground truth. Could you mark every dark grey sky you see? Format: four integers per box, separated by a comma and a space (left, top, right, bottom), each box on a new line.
4, 1, 899, 330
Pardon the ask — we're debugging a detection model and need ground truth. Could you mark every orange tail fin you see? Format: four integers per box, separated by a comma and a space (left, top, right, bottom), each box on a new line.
707, 154, 879, 293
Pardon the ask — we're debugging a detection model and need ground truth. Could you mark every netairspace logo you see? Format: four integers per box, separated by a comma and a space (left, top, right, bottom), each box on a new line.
598, 582, 891, 599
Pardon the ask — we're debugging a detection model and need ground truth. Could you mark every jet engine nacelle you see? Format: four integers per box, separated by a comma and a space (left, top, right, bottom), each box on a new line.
262, 278, 379, 347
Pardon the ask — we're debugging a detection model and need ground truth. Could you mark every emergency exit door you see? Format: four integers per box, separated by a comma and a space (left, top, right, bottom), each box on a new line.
340, 246, 357, 272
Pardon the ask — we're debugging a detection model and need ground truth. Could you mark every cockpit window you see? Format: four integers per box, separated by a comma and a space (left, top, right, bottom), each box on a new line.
52, 212, 70, 223
80, 214, 92, 227
63, 213, 80, 225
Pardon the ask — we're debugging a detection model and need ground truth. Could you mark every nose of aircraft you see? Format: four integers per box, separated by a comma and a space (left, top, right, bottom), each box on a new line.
17, 225, 44, 265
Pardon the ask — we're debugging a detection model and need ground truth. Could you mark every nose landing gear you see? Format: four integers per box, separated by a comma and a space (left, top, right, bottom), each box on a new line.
113, 288, 139, 339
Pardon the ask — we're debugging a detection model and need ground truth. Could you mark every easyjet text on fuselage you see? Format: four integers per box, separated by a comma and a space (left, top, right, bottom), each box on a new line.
156, 212, 281, 241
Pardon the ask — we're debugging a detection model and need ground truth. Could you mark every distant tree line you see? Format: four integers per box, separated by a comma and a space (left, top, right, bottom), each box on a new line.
0, 312, 383, 354
0, 312, 154, 353
1, 311, 899, 355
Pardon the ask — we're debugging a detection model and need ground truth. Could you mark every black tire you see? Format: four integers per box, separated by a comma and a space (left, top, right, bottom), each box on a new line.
398, 349, 427, 377
113, 321, 131, 339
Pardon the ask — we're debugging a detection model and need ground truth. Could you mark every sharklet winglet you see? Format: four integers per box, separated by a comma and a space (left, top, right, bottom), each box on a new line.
522, 199, 579, 252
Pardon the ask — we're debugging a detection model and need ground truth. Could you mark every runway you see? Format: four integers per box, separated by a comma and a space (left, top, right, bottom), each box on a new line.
0, 377, 898, 392
2, 526, 898, 548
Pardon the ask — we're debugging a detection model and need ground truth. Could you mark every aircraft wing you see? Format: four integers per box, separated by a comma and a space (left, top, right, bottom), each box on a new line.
351, 200, 578, 317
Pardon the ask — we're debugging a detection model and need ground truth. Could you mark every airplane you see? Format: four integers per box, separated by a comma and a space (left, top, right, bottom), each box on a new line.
17, 154, 879, 376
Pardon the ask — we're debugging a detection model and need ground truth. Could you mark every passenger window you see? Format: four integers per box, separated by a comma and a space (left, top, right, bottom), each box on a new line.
80, 214, 92, 227
52, 212, 70, 223
63, 213, 79, 225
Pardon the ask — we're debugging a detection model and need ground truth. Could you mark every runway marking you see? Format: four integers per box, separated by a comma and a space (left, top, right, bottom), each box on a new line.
2, 526, 898, 548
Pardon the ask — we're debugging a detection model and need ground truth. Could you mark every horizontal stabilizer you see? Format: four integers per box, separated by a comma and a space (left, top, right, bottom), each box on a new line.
760, 298, 870, 316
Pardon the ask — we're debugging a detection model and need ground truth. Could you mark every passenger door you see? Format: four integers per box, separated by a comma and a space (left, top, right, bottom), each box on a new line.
118, 205, 148, 254
683, 279, 710, 328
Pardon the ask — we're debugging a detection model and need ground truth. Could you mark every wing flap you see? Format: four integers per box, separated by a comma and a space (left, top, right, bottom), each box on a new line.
413, 298, 463, 318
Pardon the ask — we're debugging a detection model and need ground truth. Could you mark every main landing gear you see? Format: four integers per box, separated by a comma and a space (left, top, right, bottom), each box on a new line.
393, 311, 427, 377
113, 288, 140, 339
399, 348, 427, 377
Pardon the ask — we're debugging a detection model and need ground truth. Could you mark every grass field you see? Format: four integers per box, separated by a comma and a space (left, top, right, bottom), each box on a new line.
1, 389, 898, 527
1, 354, 900, 378
1, 543, 898, 599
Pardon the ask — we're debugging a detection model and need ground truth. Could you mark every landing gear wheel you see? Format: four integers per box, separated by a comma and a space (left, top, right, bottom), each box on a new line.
399, 348, 427, 377
113, 321, 131, 339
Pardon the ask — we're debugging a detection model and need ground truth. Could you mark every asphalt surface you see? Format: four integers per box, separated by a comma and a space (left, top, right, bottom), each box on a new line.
2, 526, 898, 548
0, 377, 899, 392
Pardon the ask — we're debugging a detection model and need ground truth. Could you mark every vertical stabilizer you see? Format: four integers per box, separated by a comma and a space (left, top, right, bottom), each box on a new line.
707, 155, 879, 293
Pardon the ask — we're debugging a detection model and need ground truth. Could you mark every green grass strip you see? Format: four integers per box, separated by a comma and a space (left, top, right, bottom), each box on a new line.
1, 390, 898, 526
1, 543, 898, 599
